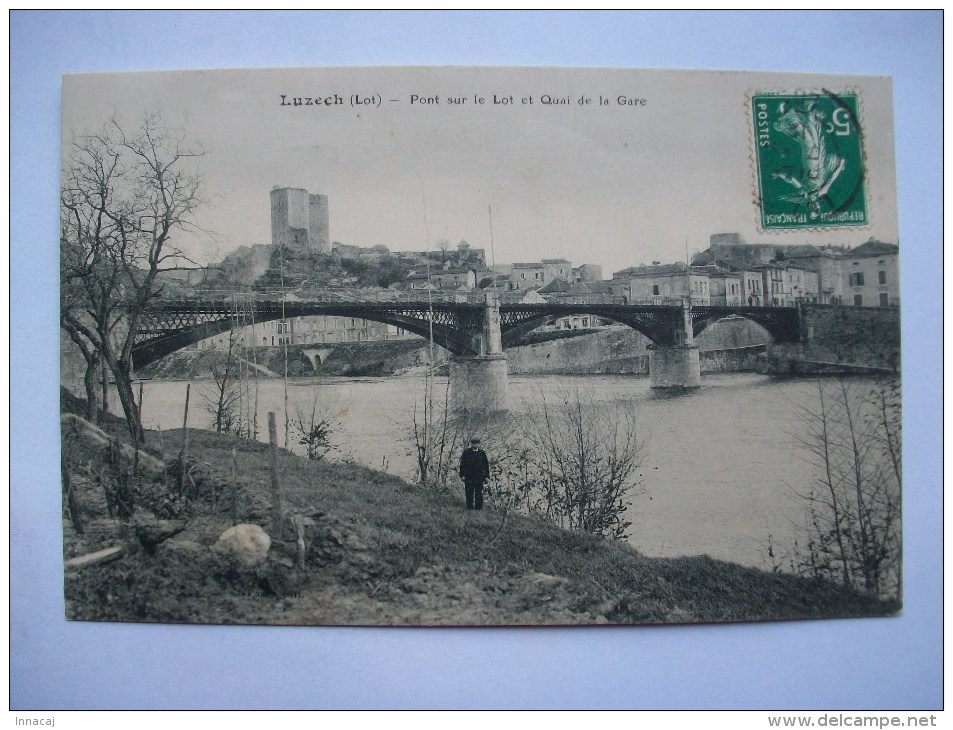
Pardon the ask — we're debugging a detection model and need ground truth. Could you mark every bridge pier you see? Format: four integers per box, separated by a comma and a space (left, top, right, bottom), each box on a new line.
449, 354, 508, 413
648, 344, 701, 388
649, 298, 701, 389
450, 292, 508, 413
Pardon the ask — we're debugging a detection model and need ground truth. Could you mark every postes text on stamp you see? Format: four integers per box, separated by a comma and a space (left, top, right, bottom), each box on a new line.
752, 91, 867, 230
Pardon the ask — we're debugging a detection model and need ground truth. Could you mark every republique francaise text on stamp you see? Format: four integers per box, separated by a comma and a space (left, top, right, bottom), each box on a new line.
752, 90, 868, 231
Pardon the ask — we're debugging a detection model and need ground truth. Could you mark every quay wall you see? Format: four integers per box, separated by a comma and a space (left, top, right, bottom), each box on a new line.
796, 304, 901, 373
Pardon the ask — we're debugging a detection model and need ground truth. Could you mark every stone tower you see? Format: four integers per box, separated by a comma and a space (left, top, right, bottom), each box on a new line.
270, 186, 330, 254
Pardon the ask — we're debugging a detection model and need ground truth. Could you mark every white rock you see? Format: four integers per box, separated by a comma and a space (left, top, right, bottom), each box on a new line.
212, 524, 271, 567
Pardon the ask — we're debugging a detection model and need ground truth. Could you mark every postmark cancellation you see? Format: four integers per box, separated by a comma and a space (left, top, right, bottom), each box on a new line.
750, 90, 868, 231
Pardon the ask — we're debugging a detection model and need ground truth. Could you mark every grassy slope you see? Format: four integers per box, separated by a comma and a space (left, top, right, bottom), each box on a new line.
62, 416, 897, 627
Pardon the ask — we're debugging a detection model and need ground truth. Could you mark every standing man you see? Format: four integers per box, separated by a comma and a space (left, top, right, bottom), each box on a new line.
459, 437, 490, 510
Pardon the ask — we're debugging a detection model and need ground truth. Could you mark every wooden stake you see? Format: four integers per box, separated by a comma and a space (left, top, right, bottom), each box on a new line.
179, 382, 191, 496
292, 514, 308, 569
157, 425, 172, 497
231, 446, 239, 525
62, 450, 84, 536
268, 411, 283, 533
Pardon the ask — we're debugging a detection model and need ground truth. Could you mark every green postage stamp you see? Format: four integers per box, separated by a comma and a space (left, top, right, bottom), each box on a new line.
752, 91, 868, 230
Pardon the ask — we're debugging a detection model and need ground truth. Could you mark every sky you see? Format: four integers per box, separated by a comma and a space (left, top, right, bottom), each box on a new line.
62, 65, 899, 277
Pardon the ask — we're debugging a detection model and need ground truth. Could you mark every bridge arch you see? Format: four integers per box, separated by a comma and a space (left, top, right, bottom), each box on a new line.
690, 307, 800, 344
498, 303, 683, 347
133, 295, 804, 371
300, 347, 336, 370
132, 302, 485, 368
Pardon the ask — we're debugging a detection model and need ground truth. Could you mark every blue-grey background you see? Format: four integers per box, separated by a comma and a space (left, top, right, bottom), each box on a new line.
10, 10, 942, 710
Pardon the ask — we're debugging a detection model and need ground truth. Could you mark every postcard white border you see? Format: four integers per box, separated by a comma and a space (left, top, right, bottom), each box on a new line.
10, 9, 943, 711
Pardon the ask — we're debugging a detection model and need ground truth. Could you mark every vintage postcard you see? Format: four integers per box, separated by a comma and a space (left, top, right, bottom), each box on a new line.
59, 66, 901, 626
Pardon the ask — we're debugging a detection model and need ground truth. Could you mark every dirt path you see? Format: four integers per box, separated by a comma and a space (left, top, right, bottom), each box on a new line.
237, 357, 280, 378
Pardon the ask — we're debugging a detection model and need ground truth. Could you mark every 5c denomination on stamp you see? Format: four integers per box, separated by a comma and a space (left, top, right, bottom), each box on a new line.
751, 90, 868, 230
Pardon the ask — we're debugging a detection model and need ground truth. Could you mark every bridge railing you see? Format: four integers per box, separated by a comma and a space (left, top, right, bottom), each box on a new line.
168, 289, 681, 307
531, 294, 689, 306
155, 287, 800, 309
166, 287, 493, 305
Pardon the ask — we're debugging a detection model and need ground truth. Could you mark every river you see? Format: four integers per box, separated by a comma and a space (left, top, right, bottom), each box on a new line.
130, 372, 840, 571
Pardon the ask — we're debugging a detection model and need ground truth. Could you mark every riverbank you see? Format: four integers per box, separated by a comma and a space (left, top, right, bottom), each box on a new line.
137, 338, 445, 380
61, 390, 897, 626
135, 320, 770, 381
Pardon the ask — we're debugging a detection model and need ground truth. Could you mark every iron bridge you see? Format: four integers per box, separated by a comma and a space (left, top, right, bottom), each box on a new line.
132, 291, 802, 368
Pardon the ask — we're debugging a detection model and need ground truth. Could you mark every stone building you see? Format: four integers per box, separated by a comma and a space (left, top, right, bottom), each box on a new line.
194, 314, 399, 351
739, 270, 765, 306
270, 186, 330, 254
779, 249, 842, 304
402, 266, 480, 290
744, 263, 819, 307
841, 239, 900, 307
707, 268, 744, 306
573, 263, 603, 283
610, 262, 713, 305
507, 259, 574, 291
508, 262, 544, 290
693, 231, 901, 306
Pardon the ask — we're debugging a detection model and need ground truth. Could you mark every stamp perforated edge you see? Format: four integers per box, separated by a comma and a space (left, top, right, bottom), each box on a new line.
745, 87, 872, 235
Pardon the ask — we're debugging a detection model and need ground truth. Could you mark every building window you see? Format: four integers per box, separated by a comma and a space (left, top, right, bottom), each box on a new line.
854, 294, 863, 306
878, 270, 887, 285
849, 272, 865, 287
879, 293, 889, 306
652, 284, 659, 295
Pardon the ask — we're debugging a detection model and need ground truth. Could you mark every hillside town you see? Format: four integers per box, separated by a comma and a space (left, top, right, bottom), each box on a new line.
163, 187, 900, 350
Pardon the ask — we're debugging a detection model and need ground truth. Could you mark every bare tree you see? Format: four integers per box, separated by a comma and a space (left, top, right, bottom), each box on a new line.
61, 315, 102, 423
60, 111, 206, 440
408, 377, 463, 487
202, 330, 242, 435
521, 387, 645, 538
436, 237, 451, 263
291, 389, 344, 461
782, 377, 902, 600
404, 380, 645, 538
404, 374, 501, 488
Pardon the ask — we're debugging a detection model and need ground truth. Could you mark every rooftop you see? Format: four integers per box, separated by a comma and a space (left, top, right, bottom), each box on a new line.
848, 239, 900, 257
613, 262, 693, 277
537, 278, 572, 294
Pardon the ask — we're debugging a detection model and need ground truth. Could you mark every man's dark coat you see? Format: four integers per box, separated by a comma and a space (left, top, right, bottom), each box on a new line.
459, 447, 490, 483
